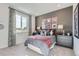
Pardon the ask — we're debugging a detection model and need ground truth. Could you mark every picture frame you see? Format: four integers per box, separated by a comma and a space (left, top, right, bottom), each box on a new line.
74, 3, 79, 38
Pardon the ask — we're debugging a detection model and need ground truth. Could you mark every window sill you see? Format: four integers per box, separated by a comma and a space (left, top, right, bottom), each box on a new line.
16, 30, 28, 33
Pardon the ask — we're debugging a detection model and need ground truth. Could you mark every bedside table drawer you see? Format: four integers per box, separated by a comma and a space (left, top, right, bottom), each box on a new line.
57, 35, 72, 48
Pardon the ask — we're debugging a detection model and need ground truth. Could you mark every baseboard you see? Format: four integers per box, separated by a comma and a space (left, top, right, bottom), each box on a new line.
0, 45, 8, 49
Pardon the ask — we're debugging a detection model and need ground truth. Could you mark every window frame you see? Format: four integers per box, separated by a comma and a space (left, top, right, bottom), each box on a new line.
16, 13, 27, 30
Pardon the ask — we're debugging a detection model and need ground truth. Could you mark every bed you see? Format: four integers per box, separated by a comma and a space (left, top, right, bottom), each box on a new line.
24, 35, 56, 56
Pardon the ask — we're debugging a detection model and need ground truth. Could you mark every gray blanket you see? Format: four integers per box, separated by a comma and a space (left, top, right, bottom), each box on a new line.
24, 36, 56, 56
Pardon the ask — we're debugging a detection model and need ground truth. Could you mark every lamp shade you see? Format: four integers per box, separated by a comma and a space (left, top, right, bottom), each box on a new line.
37, 27, 40, 30
58, 25, 63, 29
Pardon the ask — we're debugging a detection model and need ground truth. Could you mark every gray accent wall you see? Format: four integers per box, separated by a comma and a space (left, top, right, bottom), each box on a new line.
36, 6, 73, 33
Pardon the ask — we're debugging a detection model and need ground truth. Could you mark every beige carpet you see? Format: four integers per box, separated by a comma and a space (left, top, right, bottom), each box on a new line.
0, 44, 74, 56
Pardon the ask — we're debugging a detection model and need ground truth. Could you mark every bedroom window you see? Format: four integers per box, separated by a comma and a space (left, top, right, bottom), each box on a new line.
16, 13, 28, 32
21, 16, 27, 29
16, 15, 21, 29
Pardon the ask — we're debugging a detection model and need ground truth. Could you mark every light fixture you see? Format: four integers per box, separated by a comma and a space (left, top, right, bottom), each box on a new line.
37, 27, 40, 30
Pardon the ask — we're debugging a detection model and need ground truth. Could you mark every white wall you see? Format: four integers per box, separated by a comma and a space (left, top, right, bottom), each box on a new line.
74, 37, 79, 56
0, 4, 36, 48
73, 4, 79, 56
16, 32, 28, 44
0, 4, 9, 48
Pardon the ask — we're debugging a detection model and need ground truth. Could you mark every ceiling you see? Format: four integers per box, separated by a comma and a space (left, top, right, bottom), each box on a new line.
9, 3, 73, 16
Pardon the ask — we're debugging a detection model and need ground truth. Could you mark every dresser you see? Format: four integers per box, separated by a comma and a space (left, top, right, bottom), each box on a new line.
56, 35, 73, 48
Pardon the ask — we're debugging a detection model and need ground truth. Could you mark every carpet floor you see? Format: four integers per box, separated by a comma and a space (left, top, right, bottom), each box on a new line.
0, 44, 74, 56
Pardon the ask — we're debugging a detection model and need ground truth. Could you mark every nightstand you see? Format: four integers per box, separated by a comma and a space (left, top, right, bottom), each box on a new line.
56, 35, 73, 48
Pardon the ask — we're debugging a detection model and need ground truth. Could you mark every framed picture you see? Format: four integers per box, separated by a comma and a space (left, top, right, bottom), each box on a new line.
74, 3, 79, 38
42, 19, 46, 29
52, 16, 57, 24
46, 18, 52, 29
52, 16, 57, 29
